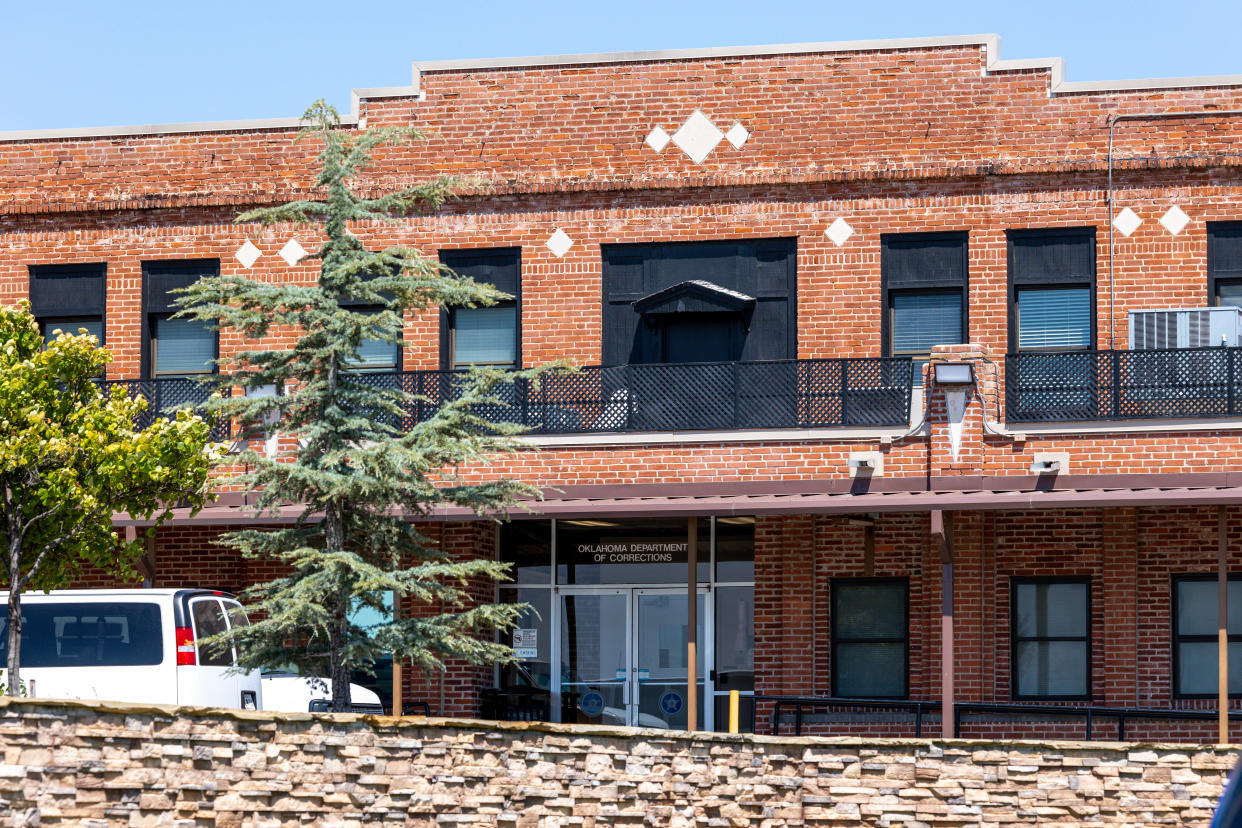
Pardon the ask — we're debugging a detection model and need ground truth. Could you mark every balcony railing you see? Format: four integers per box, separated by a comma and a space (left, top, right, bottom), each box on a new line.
375, 357, 914, 434
102, 378, 231, 441
1006, 347, 1242, 423
98, 358, 912, 441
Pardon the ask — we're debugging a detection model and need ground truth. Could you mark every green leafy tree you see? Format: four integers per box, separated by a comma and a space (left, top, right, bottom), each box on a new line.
0, 305, 218, 690
177, 101, 542, 711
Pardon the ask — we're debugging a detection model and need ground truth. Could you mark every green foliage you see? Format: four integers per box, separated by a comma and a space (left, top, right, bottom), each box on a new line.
0, 305, 219, 690
177, 101, 545, 711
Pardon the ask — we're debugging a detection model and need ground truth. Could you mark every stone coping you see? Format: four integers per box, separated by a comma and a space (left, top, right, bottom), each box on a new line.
2, 695, 1236, 755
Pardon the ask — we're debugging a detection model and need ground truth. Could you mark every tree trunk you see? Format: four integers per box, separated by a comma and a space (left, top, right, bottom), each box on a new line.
6, 581, 22, 695
324, 502, 352, 713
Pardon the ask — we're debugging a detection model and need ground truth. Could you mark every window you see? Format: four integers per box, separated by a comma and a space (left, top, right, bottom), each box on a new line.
151, 317, 215, 377
143, 261, 219, 380
29, 263, 106, 348
1173, 576, 1242, 697
190, 598, 234, 667
452, 306, 518, 368
0, 602, 163, 667
1007, 229, 1096, 353
440, 248, 521, 370
831, 579, 908, 698
349, 308, 401, 373
601, 239, 796, 366
1209, 223, 1242, 307
881, 233, 968, 383
1011, 578, 1090, 700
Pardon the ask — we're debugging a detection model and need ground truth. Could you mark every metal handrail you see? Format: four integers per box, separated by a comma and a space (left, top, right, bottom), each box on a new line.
753, 695, 1242, 740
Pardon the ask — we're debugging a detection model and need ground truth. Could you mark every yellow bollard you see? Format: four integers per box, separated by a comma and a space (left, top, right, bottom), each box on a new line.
729, 690, 740, 734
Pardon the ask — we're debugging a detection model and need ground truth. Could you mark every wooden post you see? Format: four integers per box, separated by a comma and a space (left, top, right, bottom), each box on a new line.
729, 690, 740, 734
931, 510, 954, 740
392, 591, 403, 717
687, 516, 698, 733
1220, 506, 1229, 744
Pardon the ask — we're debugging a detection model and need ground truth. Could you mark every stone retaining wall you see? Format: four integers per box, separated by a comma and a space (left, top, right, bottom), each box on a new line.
0, 697, 1235, 827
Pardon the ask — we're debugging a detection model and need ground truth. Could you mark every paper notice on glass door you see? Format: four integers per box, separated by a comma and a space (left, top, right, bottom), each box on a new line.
513, 628, 538, 659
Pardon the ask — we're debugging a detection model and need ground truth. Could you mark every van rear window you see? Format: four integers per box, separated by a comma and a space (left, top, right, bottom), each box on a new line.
0, 602, 163, 667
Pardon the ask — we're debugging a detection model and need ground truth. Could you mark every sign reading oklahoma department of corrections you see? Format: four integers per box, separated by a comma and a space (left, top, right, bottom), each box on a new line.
576, 542, 686, 564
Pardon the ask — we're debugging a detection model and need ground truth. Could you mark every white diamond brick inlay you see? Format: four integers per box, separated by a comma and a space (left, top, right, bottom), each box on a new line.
825, 217, 855, 247
235, 240, 261, 268
671, 110, 723, 164
279, 239, 308, 266
1113, 207, 1142, 238
1161, 205, 1190, 235
725, 122, 750, 149
546, 229, 574, 258
645, 126, 670, 152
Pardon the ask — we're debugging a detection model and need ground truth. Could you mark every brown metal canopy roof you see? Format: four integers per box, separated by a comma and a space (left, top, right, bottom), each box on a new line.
113, 473, 1242, 526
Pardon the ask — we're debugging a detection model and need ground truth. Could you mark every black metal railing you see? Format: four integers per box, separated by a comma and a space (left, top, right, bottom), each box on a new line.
101, 377, 231, 441
1006, 347, 1242, 422
388, 357, 913, 435
754, 695, 1242, 741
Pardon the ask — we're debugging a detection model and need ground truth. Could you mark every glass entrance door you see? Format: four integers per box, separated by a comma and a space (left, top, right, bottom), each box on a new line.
633, 588, 707, 730
558, 590, 630, 727
558, 587, 709, 729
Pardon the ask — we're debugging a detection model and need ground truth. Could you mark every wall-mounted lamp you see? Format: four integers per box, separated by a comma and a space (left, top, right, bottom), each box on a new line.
1030, 459, 1060, 474
933, 362, 974, 386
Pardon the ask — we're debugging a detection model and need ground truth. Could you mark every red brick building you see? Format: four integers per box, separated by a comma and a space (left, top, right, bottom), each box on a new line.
6, 34, 1242, 739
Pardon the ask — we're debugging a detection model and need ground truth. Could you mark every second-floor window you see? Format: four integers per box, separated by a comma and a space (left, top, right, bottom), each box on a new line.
1012, 577, 1090, 700
143, 261, 219, 379
1209, 222, 1242, 307
29, 263, 106, 346
880, 232, 968, 381
348, 308, 402, 373
440, 248, 521, 370
831, 579, 908, 698
1007, 228, 1096, 352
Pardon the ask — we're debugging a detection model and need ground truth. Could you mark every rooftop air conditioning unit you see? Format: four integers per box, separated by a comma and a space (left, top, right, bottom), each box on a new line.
1128, 307, 1242, 349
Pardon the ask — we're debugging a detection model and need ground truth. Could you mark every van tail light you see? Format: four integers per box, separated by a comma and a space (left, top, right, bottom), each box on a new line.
175, 626, 196, 666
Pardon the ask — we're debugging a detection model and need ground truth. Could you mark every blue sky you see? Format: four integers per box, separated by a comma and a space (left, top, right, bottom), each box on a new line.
1, 0, 1236, 131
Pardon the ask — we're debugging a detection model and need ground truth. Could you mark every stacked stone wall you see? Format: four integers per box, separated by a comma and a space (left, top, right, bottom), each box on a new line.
0, 698, 1234, 827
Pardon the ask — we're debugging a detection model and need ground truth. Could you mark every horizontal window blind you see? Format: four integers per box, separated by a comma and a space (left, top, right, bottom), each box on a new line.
454, 306, 517, 367
1017, 287, 1090, 350
890, 291, 963, 354
42, 317, 103, 344
153, 317, 215, 376
352, 337, 399, 371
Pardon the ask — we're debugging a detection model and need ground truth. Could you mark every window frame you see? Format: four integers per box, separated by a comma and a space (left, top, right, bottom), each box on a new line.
448, 304, 520, 370
830, 577, 910, 700
1208, 222, 1242, 307
148, 314, 218, 379
439, 248, 522, 371
1006, 228, 1097, 354
346, 306, 403, 374
28, 262, 107, 359
1171, 574, 1242, 699
879, 232, 969, 384
1009, 576, 1092, 702
142, 260, 220, 380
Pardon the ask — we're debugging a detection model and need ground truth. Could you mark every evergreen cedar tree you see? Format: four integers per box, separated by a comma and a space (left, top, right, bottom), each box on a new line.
176, 101, 549, 712
0, 305, 218, 692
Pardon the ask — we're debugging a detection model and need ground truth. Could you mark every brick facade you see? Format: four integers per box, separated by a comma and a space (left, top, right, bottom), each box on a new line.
7, 35, 1242, 733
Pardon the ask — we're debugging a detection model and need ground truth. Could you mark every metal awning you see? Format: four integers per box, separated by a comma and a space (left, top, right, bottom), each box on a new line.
114, 473, 1242, 526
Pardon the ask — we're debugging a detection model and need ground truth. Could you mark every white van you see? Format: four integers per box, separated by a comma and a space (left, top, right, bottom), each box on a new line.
0, 588, 262, 710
